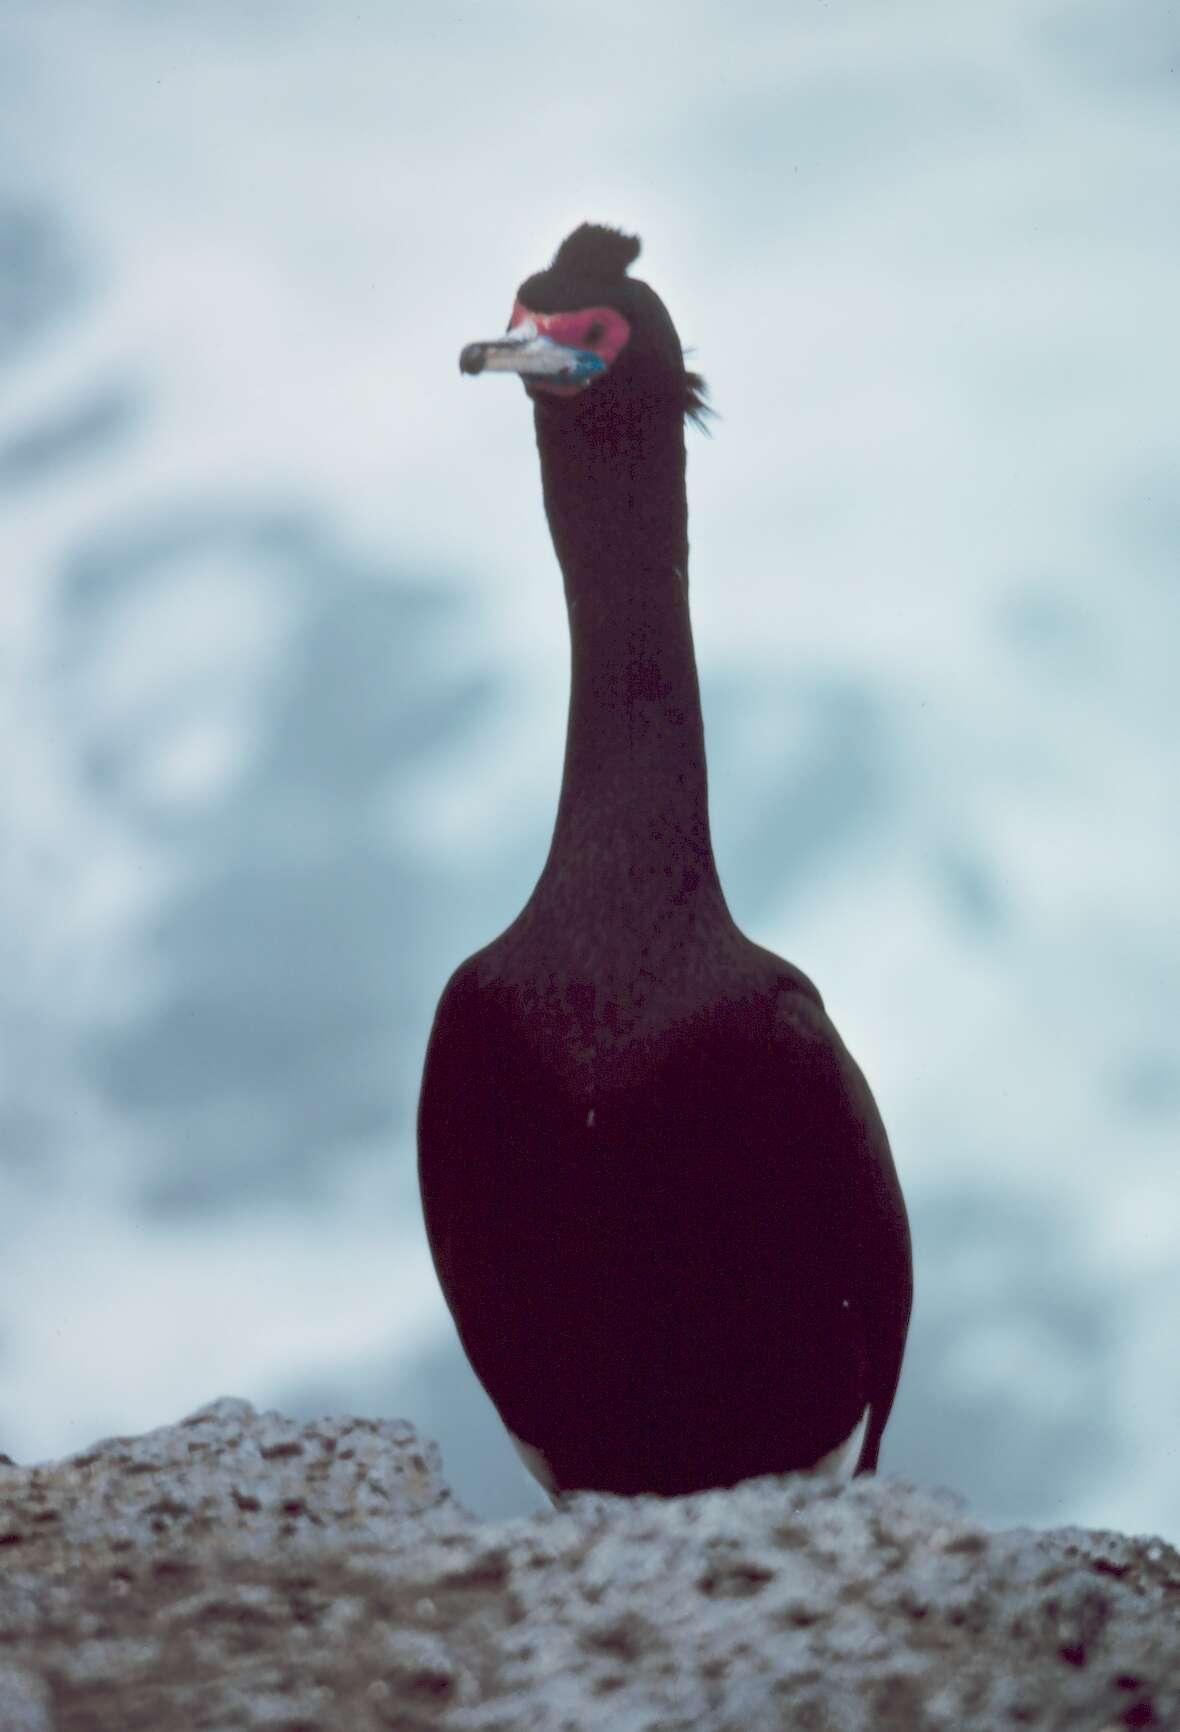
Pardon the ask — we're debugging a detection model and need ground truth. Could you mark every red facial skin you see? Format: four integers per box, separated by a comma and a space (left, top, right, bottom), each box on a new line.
509, 299, 632, 396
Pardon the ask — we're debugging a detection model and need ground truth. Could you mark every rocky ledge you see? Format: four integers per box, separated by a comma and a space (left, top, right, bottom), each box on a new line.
0, 1399, 1176, 1731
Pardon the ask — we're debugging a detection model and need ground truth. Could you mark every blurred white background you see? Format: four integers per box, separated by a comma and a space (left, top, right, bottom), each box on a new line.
1, 0, 1176, 1535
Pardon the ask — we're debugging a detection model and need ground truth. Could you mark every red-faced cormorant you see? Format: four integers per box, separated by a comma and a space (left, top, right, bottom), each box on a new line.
418, 224, 912, 1496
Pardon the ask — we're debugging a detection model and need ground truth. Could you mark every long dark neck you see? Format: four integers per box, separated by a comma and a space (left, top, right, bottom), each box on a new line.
530, 393, 727, 924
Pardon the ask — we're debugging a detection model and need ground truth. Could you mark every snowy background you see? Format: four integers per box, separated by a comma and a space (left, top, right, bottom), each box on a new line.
1, 0, 1176, 1536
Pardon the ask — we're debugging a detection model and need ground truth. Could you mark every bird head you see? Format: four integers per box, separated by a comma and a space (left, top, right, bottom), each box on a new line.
459, 224, 708, 428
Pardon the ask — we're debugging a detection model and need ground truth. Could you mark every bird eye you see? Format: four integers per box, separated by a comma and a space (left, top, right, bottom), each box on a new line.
584, 320, 605, 347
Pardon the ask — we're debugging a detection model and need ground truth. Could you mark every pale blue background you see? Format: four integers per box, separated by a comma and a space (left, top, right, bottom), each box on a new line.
1, 0, 1176, 1537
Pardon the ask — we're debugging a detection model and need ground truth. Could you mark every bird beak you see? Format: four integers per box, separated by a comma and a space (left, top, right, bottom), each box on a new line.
458, 319, 604, 388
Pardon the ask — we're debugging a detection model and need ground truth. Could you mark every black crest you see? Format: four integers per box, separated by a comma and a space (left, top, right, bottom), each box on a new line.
540, 223, 711, 427
551, 224, 642, 280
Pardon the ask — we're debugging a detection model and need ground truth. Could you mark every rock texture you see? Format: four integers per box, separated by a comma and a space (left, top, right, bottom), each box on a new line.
0, 1399, 1177, 1731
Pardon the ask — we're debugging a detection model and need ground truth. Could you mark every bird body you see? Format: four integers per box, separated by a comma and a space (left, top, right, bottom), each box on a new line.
419, 225, 911, 1496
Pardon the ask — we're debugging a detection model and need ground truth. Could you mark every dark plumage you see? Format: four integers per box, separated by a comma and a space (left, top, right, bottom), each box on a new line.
419, 226, 912, 1496
550, 221, 641, 278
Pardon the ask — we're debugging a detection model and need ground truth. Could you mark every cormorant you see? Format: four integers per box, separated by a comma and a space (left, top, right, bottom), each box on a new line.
418, 224, 912, 1496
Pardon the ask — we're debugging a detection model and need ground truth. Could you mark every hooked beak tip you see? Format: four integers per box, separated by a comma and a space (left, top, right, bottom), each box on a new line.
458, 343, 487, 376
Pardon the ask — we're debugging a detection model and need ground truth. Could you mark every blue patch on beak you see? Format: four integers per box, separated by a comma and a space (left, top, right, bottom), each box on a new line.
560, 347, 607, 385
